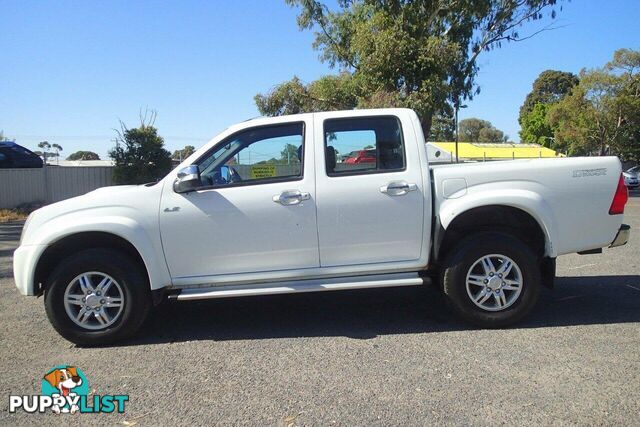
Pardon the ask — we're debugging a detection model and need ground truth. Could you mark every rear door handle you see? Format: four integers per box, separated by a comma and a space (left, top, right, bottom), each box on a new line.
380, 181, 417, 196
273, 190, 310, 205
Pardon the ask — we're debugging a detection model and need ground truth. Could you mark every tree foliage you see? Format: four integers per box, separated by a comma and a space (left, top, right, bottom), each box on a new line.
51, 143, 63, 162
172, 145, 196, 161
256, 0, 561, 135
67, 151, 101, 161
37, 141, 52, 160
428, 110, 455, 141
520, 103, 554, 146
518, 69, 578, 143
255, 74, 358, 115
548, 49, 640, 159
519, 70, 579, 118
109, 111, 172, 184
38, 141, 50, 152
280, 143, 301, 164
458, 118, 507, 143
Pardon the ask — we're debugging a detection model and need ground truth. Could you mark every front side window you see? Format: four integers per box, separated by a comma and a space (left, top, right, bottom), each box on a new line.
197, 122, 304, 187
324, 116, 405, 176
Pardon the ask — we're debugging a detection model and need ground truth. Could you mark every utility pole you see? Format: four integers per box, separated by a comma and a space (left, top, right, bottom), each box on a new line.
454, 101, 467, 163
455, 105, 459, 163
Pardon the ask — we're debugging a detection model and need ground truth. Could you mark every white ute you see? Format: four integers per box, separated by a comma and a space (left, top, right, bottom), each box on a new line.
13, 109, 630, 345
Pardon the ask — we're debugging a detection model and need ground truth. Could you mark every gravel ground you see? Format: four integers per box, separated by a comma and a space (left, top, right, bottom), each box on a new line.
1, 193, 639, 426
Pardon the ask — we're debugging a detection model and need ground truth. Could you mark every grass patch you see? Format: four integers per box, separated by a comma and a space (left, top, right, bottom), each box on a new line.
0, 209, 29, 223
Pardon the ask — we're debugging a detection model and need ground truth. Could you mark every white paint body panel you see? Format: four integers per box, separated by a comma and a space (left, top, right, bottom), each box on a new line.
13, 108, 626, 297
15, 184, 171, 294
313, 109, 429, 267
432, 156, 624, 256
159, 115, 320, 278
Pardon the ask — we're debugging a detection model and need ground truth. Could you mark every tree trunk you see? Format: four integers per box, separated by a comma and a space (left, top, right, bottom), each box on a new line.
600, 138, 607, 156
420, 113, 433, 141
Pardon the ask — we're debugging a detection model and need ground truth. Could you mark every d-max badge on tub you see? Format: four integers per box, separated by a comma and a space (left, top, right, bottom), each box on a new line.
572, 168, 607, 177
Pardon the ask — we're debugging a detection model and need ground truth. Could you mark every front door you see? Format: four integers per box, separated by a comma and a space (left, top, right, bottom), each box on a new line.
314, 113, 425, 267
160, 120, 319, 280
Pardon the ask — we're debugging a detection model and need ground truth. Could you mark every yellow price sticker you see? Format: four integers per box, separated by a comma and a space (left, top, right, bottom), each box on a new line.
250, 165, 277, 179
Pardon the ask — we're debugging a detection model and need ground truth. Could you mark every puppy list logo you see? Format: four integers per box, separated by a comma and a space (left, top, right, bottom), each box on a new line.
9, 365, 129, 414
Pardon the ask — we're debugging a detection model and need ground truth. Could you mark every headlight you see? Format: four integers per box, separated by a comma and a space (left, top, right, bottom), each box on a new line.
19, 213, 33, 245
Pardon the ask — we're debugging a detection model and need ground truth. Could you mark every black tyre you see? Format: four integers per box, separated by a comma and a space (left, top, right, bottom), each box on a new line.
440, 232, 541, 328
44, 248, 151, 346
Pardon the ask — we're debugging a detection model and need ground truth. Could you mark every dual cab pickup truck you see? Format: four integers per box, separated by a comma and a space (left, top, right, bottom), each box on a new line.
14, 108, 630, 345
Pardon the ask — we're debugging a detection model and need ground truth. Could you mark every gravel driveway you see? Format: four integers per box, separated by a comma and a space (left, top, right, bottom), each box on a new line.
1, 195, 639, 425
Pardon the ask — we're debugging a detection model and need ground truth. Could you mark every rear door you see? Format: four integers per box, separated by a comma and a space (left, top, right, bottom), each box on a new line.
314, 112, 425, 267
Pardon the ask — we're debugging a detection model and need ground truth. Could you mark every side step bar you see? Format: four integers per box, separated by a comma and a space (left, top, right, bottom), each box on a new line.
169, 272, 425, 301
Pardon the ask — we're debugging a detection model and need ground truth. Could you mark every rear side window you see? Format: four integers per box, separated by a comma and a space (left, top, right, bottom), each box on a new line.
324, 116, 405, 176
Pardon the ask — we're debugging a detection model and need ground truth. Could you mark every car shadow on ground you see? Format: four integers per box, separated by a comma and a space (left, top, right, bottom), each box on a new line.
122, 274, 640, 346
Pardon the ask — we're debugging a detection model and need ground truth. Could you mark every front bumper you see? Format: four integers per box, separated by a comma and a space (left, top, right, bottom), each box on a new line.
609, 224, 630, 248
13, 244, 46, 296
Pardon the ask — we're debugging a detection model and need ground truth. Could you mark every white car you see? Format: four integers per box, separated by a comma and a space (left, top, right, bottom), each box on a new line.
13, 108, 630, 345
623, 171, 639, 188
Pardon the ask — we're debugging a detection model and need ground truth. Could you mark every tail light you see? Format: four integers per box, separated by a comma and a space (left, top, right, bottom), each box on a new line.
609, 174, 628, 215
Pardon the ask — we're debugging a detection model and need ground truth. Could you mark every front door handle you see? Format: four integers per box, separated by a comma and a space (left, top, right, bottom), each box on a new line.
380, 181, 417, 196
273, 190, 310, 206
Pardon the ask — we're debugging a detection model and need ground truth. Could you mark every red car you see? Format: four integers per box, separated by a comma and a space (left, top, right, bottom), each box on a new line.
344, 149, 376, 164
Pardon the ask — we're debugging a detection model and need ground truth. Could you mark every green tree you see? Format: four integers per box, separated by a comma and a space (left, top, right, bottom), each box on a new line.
458, 118, 505, 143
519, 70, 579, 117
429, 111, 455, 141
548, 49, 640, 158
255, 74, 357, 115
479, 127, 508, 143
109, 111, 172, 184
280, 143, 301, 164
51, 143, 63, 164
610, 49, 640, 161
256, 0, 561, 136
0, 131, 9, 142
38, 141, 51, 161
520, 103, 554, 146
518, 70, 578, 143
172, 145, 196, 161
67, 151, 101, 161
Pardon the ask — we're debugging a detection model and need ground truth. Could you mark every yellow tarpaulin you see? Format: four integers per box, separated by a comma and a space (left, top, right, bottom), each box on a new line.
432, 142, 563, 159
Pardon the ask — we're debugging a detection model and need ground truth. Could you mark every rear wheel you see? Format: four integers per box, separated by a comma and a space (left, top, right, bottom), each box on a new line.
441, 232, 541, 327
44, 248, 151, 346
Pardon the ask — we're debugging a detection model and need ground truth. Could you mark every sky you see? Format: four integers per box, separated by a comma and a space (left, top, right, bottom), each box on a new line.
1, 0, 639, 159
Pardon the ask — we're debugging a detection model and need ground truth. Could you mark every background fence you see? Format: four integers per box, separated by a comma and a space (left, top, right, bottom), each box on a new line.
0, 167, 114, 208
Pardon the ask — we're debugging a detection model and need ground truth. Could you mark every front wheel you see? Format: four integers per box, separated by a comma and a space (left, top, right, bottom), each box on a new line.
44, 248, 151, 346
441, 232, 541, 328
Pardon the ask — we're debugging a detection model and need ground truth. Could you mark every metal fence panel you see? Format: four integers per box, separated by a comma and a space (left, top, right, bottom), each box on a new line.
0, 167, 114, 208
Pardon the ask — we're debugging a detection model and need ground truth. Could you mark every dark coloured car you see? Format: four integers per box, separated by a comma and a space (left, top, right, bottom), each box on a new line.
0, 141, 43, 168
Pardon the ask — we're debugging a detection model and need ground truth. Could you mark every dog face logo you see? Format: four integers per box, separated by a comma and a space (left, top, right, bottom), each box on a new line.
43, 367, 83, 396
9, 365, 129, 414
41, 366, 89, 414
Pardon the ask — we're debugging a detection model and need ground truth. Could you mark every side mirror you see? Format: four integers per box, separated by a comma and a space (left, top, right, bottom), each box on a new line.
173, 165, 200, 193
219, 165, 230, 182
